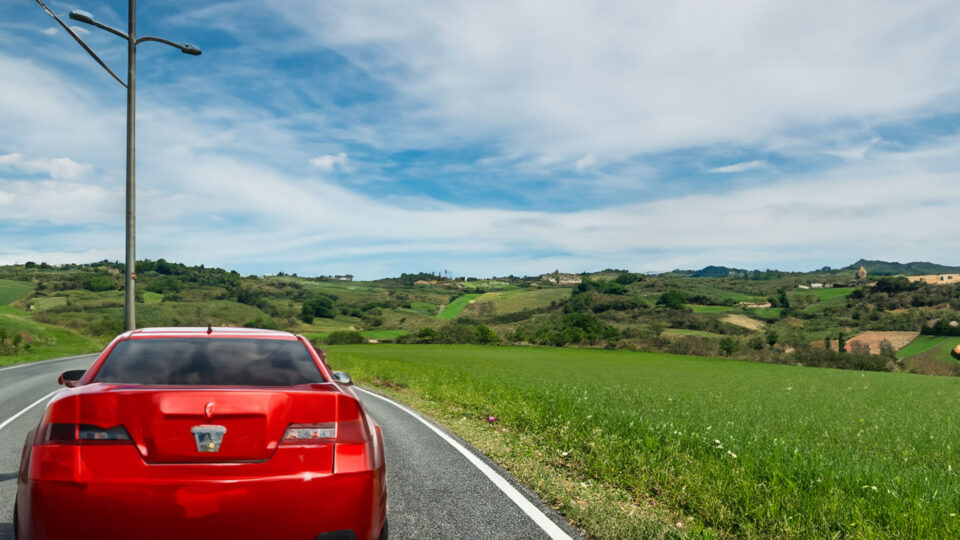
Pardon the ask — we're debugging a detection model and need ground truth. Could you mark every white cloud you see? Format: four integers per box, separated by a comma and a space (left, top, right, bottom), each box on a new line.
69, 26, 90, 36
41, 27, 58, 36
575, 154, 595, 172
309, 152, 349, 172
710, 160, 769, 174
275, 1, 960, 162
0, 153, 92, 179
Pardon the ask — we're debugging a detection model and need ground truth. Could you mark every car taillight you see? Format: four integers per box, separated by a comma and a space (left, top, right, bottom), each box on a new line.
39, 423, 132, 444
281, 423, 337, 444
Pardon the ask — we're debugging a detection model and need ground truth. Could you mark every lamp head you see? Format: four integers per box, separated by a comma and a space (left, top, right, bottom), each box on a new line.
68, 10, 95, 25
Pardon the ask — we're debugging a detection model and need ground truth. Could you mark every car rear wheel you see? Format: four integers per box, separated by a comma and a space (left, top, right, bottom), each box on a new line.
13, 499, 19, 540
378, 519, 388, 540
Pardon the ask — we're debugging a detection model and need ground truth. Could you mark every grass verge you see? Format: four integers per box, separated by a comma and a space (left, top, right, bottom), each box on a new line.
0, 306, 102, 366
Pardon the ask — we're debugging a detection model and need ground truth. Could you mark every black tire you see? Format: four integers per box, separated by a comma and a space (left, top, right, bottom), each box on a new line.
377, 519, 388, 540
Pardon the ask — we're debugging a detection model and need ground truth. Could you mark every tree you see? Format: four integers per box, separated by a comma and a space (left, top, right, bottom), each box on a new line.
877, 339, 896, 359
837, 333, 846, 353
766, 330, 779, 347
472, 325, 500, 345
299, 295, 337, 323
416, 327, 438, 343
719, 337, 738, 356
657, 290, 688, 310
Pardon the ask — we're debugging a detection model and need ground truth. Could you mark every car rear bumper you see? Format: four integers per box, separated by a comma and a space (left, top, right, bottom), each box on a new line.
18, 448, 386, 540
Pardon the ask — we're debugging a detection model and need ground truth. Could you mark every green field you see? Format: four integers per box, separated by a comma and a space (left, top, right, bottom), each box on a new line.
32, 296, 67, 310
409, 301, 436, 315
897, 335, 952, 359
437, 294, 481, 320
803, 287, 855, 301
913, 337, 960, 363
661, 328, 723, 338
475, 288, 572, 313
688, 304, 736, 313
142, 291, 164, 304
328, 344, 960, 539
744, 307, 782, 320
0, 279, 34, 306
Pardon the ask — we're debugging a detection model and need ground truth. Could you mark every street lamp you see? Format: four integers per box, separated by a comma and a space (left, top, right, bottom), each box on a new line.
35, 0, 201, 332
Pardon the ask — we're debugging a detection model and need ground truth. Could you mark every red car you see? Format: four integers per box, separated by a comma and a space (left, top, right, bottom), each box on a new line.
15, 327, 387, 540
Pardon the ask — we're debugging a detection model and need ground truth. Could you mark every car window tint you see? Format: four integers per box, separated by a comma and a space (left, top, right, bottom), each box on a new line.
93, 338, 324, 386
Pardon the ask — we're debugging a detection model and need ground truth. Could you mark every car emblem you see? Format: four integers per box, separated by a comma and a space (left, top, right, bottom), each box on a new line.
204, 401, 215, 418
191, 424, 226, 453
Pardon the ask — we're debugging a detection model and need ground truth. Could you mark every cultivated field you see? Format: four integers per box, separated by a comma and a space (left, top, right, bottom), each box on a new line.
846, 330, 919, 353
329, 344, 960, 539
721, 313, 766, 330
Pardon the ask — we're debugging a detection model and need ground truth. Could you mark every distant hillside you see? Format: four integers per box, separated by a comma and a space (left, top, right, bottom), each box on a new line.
843, 259, 960, 276
692, 265, 748, 278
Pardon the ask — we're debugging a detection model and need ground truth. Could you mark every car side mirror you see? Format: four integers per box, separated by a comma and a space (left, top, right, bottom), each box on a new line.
59, 369, 86, 387
331, 371, 353, 386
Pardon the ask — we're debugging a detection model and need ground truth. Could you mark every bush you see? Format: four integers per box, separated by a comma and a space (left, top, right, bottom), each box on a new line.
437, 322, 477, 344
327, 331, 364, 345
615, 273, 641, 285
719, 336, 738, 356
243, 315, 279, 330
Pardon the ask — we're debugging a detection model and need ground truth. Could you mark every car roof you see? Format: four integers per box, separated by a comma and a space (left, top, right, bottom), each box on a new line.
123, 327, 298, 340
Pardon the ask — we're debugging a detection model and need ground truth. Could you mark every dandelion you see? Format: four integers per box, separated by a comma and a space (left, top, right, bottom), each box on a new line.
727, 450, 737, 458
561, 451, 568, 457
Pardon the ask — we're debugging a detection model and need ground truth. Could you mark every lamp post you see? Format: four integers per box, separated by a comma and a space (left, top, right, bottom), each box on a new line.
35, 0, 200, 332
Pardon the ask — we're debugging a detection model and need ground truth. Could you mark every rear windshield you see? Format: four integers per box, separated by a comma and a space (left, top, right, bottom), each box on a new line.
93, 338, 325, 386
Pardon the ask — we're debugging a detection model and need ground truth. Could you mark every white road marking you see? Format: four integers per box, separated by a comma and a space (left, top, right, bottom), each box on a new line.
356, 387, 574, 540
0, 353, 97, 373
0, 390, 58, 433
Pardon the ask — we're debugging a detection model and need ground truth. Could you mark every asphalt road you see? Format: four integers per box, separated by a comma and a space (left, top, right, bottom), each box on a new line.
0, 355, 581, 540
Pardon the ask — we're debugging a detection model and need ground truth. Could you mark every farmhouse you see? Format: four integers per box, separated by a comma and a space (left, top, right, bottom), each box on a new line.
907, 274, 960, 285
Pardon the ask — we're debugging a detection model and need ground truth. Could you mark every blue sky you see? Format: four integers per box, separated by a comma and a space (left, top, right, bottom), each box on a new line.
2, 0, 960, 278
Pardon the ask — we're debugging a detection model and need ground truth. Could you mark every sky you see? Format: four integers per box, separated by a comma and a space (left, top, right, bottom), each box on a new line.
2, 1, 960, 279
